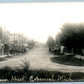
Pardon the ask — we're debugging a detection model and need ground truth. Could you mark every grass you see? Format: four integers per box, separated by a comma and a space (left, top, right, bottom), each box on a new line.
0, 57, 84, 82
0, 58, 6, 61
51, 55, 84, 66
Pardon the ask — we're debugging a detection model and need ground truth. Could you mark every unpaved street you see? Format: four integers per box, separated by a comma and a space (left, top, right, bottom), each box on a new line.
0, 47, 84, 72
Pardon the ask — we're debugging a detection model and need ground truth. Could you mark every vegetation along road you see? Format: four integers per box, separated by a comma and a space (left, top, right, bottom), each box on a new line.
0, 46, 84, 72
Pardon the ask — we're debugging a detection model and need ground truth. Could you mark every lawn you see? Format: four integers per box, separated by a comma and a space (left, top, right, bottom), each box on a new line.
51, 55, 84, 66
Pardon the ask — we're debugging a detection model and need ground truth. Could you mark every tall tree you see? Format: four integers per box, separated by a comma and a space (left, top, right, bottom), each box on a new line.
56, 23, 84, 54
47, 35, 55, 48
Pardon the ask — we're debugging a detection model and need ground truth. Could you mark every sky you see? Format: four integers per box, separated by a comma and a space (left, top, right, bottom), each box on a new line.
0, 2, 84, 43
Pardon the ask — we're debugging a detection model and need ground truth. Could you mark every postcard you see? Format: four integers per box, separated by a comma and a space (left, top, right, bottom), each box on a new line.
0, 0, 84, 83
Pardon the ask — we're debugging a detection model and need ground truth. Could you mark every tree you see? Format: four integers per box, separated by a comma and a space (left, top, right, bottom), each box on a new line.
56, 23, 84, 54
27, 39, 35, 49
47, 35, 55, 48
0, 27, 10, 55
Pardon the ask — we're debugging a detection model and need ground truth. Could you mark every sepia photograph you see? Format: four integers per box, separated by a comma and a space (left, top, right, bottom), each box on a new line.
0, 0, 84, 83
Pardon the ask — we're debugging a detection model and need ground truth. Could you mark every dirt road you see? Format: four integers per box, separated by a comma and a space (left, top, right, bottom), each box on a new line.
0, 47, 84, 72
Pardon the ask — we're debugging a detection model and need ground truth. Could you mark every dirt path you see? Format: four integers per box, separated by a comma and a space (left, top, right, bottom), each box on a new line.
0, 47, 84, 72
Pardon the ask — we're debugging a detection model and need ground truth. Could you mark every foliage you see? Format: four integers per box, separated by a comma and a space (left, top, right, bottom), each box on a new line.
0, 66, 84, 82
27, 40, 35, 49
47, 35, 55, 48
20, 58, 31, 81
56, 23, 84, 49
21, 58, 30, 71
0, 27, 10, 44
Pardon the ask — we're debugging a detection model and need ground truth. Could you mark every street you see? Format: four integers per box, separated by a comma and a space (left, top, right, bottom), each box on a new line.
0, 46, 84, 72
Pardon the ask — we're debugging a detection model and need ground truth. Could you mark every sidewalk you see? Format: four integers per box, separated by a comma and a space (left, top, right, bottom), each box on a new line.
0, 54, 13, 58
0, 55, 7, 58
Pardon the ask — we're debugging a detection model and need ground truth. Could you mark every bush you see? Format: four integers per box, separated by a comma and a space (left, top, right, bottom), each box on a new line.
0, 67, 84, 82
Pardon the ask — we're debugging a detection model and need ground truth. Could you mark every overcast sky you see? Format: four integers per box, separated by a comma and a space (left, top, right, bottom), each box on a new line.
0, 2, 84, 43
